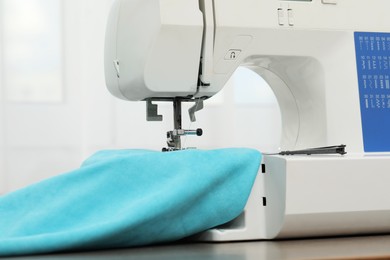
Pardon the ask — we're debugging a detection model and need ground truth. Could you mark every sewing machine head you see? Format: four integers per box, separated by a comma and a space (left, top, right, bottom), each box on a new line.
105, 0, 390, 154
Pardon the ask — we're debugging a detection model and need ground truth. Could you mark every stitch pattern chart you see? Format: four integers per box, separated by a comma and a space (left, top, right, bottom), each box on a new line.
355, 32, 390, 152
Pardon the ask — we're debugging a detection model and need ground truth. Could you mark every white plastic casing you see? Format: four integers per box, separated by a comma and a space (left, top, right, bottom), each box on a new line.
105, 0, 204, 101
196, 155, 390, 241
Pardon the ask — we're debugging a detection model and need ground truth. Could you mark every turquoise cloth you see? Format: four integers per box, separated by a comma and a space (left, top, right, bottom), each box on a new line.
0, 148, 261, 256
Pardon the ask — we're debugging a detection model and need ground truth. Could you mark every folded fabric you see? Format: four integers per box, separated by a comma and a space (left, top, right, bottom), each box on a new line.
0, 148, 261, 256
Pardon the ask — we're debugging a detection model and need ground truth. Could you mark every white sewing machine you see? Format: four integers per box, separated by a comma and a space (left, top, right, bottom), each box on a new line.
105, 0, 390, 240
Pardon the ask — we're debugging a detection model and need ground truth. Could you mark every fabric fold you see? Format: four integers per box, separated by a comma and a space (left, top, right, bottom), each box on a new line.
0, 148, 261, 256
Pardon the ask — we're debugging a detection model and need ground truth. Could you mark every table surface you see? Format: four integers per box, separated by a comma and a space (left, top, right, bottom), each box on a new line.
10, 235, 390, 260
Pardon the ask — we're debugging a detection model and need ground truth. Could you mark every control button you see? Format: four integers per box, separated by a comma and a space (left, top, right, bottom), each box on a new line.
224, 49, 242, 60
278, 8, 285, 26
287, 9, 294, 26
322, 0, 337, 4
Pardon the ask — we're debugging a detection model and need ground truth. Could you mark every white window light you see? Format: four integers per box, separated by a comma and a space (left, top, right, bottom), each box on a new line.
2, 0, 63, 103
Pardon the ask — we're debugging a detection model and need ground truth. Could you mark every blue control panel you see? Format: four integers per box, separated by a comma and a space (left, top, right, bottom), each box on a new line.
355, 32, 390, 152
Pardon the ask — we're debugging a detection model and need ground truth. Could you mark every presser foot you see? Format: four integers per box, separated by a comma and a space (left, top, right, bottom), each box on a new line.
163, 128, 203, 152
162, 147, 197, 152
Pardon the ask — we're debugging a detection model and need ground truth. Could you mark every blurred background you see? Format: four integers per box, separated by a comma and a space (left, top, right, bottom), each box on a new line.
0, 0, 281, 194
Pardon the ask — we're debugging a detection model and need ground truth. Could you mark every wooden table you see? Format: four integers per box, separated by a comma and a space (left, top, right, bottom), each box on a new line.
11, 235, 390, 260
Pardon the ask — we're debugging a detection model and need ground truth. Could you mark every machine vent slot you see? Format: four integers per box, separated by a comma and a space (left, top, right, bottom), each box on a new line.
261, 164, 266, 174
262, 197, 267, 206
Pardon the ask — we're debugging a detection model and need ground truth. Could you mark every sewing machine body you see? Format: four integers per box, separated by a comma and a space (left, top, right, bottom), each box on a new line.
197, 155, 390, 240
105, 0, 390, 239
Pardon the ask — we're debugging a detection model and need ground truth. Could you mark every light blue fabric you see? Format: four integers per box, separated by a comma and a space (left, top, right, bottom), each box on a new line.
0, 148, 261, 256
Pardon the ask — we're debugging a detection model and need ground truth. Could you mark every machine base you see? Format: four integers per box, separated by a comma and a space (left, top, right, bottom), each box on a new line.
196, 154, 390, 241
